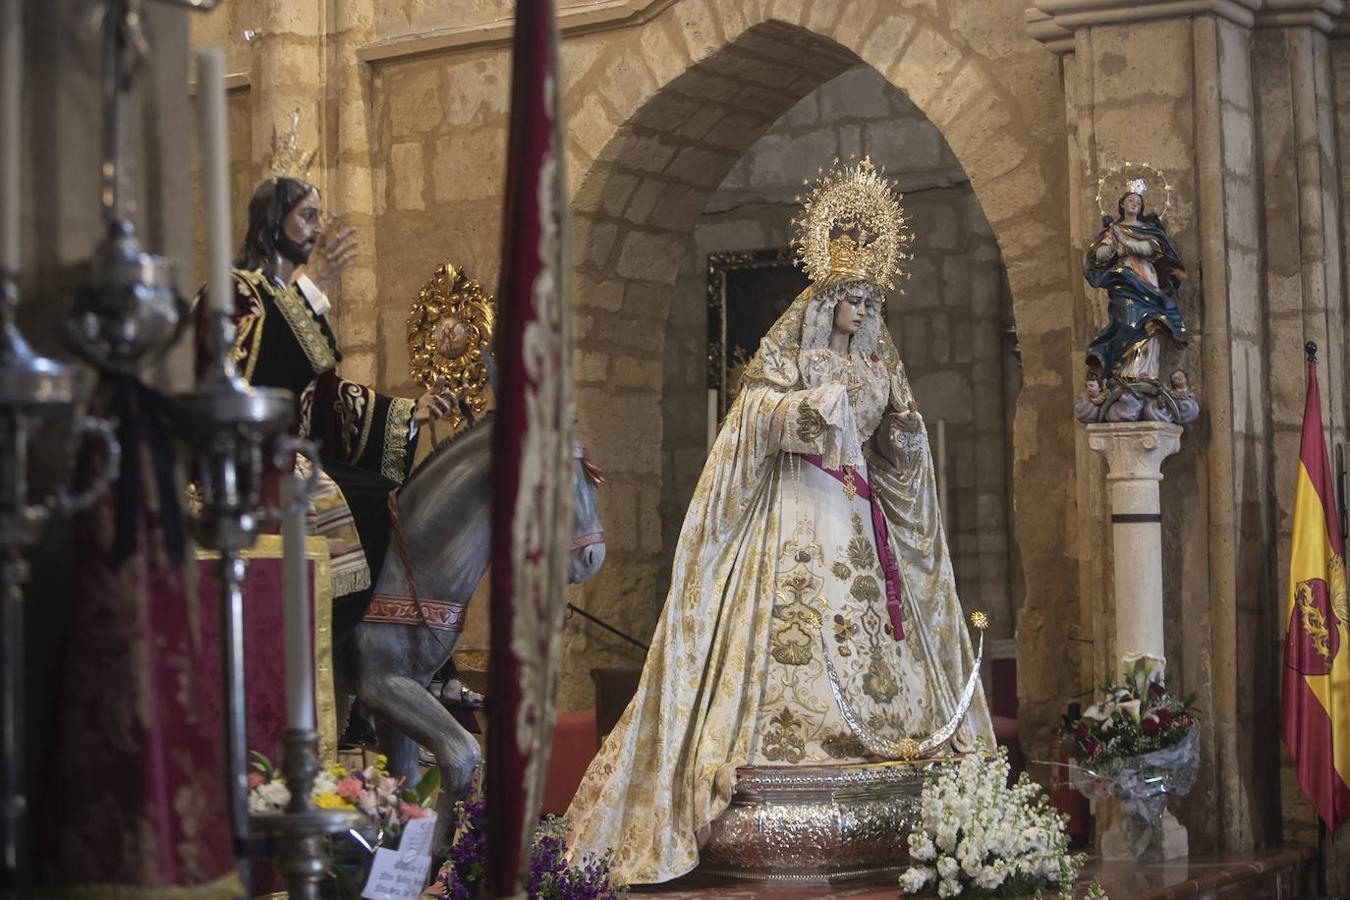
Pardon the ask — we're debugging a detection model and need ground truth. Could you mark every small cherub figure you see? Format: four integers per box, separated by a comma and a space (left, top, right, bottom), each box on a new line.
1074, 372, 1111, 423
1086, 372, 1108, 405
1167, 368, 1191, 397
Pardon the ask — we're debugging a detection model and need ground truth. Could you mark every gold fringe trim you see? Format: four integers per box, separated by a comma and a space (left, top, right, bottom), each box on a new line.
48, 871, 244, 899
332, 566, 371, 598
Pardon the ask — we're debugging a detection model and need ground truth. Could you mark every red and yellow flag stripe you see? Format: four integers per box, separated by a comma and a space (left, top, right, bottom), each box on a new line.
1282, 358, 1350, 831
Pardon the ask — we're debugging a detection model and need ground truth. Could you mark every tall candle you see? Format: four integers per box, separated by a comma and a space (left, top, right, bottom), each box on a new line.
1, 0, 22, 271
935, 418, 948, 525
195, 49, 232, 314
281, 474, 315, 732
707, 388, 717, 454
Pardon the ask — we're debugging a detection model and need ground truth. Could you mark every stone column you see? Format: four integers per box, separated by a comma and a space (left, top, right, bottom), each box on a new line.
330, 0, 378, 385
1086, 422, 1183, 667
249, 1, 325, 198
1087, 421, 1186, 861
1028, 0, 1274, 853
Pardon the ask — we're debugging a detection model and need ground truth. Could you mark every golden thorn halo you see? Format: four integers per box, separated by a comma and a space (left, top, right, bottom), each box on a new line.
791, 156, 913, 291
268, 108, 318, 180
1096, 160, 1172, 220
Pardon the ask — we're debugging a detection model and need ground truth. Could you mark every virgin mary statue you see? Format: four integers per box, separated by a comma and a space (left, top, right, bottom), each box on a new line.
565, 159, 994, 884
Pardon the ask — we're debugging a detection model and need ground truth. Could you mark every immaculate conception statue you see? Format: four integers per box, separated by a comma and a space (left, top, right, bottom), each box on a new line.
565, 158, 994, 884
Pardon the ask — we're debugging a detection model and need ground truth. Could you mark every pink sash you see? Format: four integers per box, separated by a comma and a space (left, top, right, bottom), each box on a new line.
802, 454, 905, 641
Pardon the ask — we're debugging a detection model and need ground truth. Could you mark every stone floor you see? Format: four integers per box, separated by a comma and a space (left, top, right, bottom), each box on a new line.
628, 846, 1317, 899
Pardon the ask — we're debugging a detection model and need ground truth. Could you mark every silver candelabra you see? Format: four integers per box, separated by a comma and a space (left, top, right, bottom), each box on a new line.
182, 305, 362, 895
0, 271, 118, 890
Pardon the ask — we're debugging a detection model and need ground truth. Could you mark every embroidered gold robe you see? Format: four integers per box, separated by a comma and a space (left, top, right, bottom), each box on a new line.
196, 269, 417, 615
564, 282, 994, 884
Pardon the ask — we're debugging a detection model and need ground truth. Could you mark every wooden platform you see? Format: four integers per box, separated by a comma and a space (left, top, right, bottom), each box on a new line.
630, 846, 1316, 899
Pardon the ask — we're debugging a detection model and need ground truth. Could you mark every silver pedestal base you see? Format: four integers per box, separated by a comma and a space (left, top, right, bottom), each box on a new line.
698, 759, 947, 883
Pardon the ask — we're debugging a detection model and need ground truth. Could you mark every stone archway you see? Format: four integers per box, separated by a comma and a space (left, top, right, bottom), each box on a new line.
558, 0, 1078, 757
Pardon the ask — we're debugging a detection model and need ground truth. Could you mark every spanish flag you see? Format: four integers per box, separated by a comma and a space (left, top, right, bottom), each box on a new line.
1282, 350, 1350, 831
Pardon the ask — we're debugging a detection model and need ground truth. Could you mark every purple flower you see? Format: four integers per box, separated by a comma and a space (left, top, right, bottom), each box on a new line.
434, 780, 625, 899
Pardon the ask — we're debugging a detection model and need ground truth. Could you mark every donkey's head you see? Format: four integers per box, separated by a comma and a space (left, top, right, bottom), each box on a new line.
569, 438, 606, 584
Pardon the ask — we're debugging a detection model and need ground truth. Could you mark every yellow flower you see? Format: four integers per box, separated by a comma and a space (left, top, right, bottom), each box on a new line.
327, 764, 348, 780
314, 792, 350, 810
969, 611, 989, 631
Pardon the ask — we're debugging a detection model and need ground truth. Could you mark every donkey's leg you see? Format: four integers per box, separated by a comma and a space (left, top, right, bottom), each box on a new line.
358, 670, 480, 850
374, 714, 420, 788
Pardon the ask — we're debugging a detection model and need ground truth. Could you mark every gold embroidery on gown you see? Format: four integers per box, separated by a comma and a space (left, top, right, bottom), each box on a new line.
564, 279, 993, 886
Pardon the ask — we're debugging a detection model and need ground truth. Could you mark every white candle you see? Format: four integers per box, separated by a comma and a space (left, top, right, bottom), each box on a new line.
281, 474, 315, 732
707, 388, 717, 454
1, 0, 22, 271
935, 418, 948, 525
195, 49, 232, 314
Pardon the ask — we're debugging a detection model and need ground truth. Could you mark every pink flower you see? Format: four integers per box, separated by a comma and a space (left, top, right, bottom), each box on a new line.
248, 771, 265, 789
336, 776, 362, 799
399, 801, 429, 821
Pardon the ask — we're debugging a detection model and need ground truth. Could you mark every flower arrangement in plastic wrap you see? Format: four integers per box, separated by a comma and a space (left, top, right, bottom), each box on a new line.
1058, 653, 1201, 859
430, 774, 626, 899
898, 746, 1100, 899
248, 751, 438, 896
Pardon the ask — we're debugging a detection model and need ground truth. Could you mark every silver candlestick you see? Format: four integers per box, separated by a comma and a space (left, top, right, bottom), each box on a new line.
0, 271, 118, 889
181, 313, 363, 894
252, 470, 364, 899
66, 0, 188, 372
252, 726, 365, 900
177, 304, 294, 872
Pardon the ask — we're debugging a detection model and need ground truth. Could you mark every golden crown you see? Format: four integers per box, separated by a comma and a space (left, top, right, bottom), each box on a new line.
792, 157, 912, 291
268, 108, 317, 180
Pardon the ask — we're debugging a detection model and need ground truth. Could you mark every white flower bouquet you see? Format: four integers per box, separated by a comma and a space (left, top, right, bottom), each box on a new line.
899, 747, 1095, 899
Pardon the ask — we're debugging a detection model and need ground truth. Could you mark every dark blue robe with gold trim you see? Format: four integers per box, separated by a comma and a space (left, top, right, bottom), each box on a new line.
1084, 218, 1187, 378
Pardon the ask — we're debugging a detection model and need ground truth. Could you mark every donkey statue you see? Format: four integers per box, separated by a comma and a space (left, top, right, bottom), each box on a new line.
335, 411, 606, 847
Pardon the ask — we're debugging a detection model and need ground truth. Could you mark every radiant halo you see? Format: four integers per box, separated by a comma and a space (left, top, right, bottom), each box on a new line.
1096, 161, 1173, 220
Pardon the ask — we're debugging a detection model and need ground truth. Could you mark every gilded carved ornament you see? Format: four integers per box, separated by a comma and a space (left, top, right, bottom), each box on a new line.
406, 263, 495, 435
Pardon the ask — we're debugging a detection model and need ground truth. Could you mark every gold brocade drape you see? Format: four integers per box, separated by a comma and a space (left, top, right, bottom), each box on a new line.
564, 285, 992, 884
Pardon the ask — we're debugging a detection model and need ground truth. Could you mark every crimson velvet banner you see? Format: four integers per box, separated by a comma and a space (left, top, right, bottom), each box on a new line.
196, 535, 338, 768
487, 0, 572, 896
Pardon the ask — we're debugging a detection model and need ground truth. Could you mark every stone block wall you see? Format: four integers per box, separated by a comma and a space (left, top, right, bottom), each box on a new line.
659, 64, 1021, 640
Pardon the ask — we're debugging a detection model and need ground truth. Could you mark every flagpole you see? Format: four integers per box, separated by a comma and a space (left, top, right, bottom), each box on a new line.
1303, 342, 1330, 898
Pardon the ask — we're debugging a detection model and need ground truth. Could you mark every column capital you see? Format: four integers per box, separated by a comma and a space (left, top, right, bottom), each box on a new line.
1026, 0, 1350, 48
1086, 421, 1183, 482
1253, 0, 1347, 30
